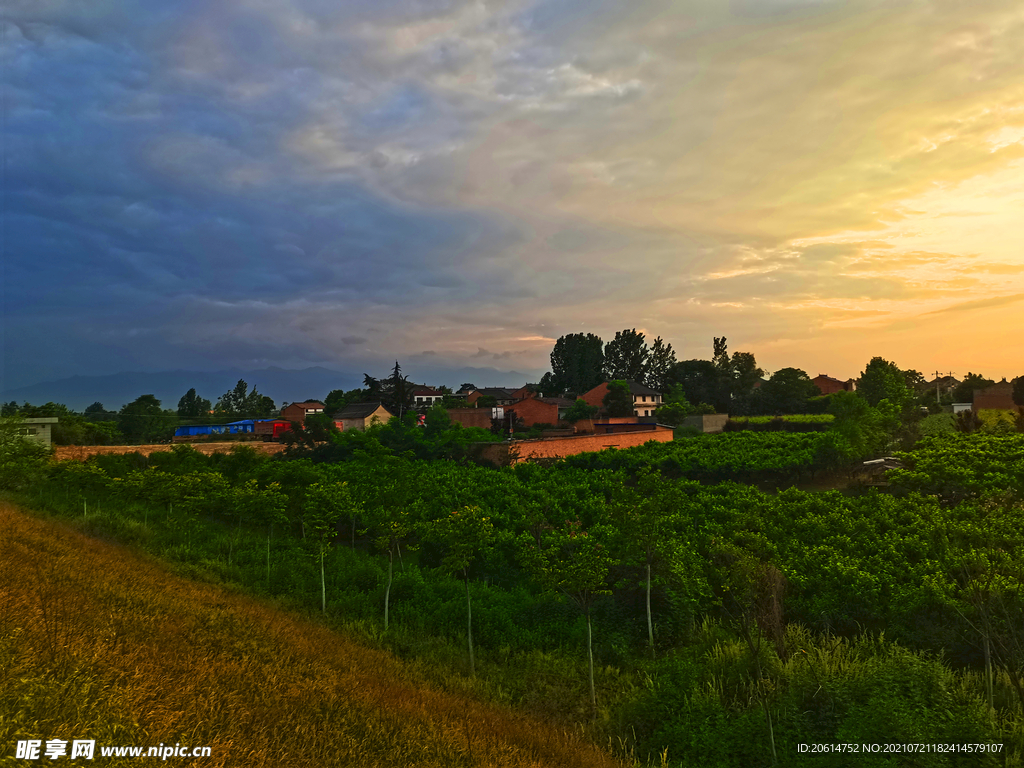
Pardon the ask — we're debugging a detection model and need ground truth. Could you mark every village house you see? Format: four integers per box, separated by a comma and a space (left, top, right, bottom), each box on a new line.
411, 386, 445, 409
509, 396, 575, 427
973, 379, 1019, 411
465, 387, 518, 406
812, 374, 856, 396
580, 380, 664, 417
333, 402, 393, 431
280, 401, 326, 424
18, 417, 58, 447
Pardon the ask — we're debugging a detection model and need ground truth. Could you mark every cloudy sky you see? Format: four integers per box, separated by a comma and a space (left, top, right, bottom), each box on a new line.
5, 0, 1024, 391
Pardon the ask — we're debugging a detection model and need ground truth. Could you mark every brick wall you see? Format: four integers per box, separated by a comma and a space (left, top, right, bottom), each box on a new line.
447, 408, 494, 429
510, 397, 559, 427
54, 443, 287, 461
471, 427, 675, 466
974, 381, 1017, 411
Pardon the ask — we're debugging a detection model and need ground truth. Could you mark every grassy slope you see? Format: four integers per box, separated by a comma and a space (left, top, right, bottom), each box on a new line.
0, 501, 623, 768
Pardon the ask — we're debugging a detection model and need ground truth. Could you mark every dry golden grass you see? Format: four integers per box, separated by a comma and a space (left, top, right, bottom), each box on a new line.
0, 501, 624, 767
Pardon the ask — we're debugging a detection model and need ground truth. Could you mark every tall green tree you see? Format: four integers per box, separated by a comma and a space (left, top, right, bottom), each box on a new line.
422, 505, 497, 676
564, 398, 599, 423
214, 379, 275, 420
520, 518, 615, 714
647, 336, 678, 392
304, 482, 358, 614
367, 503, 415, 630
548, 333, 605, 395
602, 380, 635, 417
653, 384, 695, 426
612, 471, 692, 659
670, 359, 721, 409
857, 358, 913, 409
324, 387, 366, 415
177, 388, 212, 421
118, 395, 176, 443
756, 368, 818, 415
953, 372, 996, 404
363, 362, 415, 418
603, 329, 650, 383
729, 351, 765, 413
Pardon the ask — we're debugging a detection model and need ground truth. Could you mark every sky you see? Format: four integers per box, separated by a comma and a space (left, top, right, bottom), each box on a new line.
4, 0, 1024, 392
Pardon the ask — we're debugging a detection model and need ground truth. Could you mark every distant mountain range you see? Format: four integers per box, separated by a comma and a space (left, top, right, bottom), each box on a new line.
0, 365, 540, 412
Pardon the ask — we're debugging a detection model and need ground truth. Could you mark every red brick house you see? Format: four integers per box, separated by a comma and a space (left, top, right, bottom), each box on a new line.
973, 379, 1019, 411
581, 380, 664, 417
812, 375, 855, 396
510, 396, 574, 427
280, 401, 326, 424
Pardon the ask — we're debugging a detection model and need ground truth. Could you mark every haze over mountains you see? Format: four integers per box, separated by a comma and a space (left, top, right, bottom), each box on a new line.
1, 365, 538, 413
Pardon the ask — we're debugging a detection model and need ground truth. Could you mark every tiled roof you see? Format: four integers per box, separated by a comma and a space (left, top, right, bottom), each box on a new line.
335, 402, 391, 419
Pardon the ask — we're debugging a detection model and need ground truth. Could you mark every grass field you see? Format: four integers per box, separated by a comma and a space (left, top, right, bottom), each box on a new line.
0, 501, 626, 767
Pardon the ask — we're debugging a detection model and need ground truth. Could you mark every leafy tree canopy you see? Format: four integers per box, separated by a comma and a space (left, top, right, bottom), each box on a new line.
647, 336, 678, 392
603, 329, 650, 383
214, 380, 275, 420
953, 372, 996, 404
564, 398, 599, 423
548, 333, 605, 395
669, 359, 720, 411
603, 380, 635, 417
177, 388, 212, 421
324, 388, 367, 416
364, 362, 416, 418
857, 357, 913, 409
756, 368, 818, 415
118, 394, 177, 443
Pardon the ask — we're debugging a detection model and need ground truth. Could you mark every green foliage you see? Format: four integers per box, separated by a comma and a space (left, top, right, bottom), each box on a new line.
888, 433, 1024, 503
177, 387, 212, 420
603, 329, 650, 383
17, 422, 1024, 764
214, 379, 275, 420
564, 432, 830, 481
631, 626, 1001, 768
324, 387, 367, 415
669, 359, 722, 413
857, 357, 914, 409
117, 394, 178, 443
754, 368, 819, 415
548, 333, 606, 395
646, 337, 678, 392
954, 373, 996, 404
363, 362, 416, 418
564, 398, 599, 424
654, 385, 693, 426
603, 380, 635, 418
0, 416, 52, 490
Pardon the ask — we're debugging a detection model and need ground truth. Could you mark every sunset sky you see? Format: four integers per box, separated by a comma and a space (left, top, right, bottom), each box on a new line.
5, 0, 1024, 391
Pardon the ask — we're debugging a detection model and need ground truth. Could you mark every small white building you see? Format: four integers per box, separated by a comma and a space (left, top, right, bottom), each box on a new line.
19, 417, 59, 447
